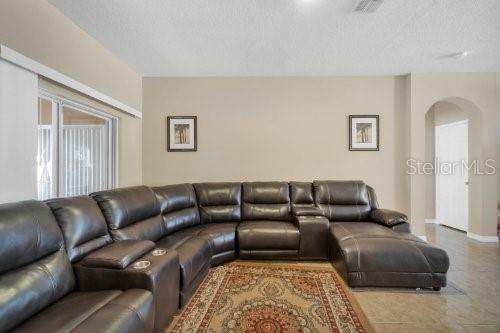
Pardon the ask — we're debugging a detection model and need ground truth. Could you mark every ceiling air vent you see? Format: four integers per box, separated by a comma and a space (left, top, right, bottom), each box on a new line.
354, 0, 384, 13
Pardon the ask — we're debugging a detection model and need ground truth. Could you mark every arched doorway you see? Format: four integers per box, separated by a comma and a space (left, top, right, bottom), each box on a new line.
424, 97, 482, 235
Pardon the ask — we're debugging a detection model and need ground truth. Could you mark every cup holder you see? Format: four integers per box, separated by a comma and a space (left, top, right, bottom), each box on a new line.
132, 260, 151, 270
151, 248, 167, 256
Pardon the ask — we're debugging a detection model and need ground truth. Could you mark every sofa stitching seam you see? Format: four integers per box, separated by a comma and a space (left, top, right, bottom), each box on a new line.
337, 223, 361, 271
405, 239, 435, 274
20, 201, 42, 258
39, 262, 57, 300
355, 182, 361, 220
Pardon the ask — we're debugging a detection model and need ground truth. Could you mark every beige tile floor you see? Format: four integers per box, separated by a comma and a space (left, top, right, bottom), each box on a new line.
352, 224, 500, 333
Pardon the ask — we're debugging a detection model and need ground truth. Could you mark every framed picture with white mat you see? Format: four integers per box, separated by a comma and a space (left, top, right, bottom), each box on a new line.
349, 115, 379, 151
167, 116, 197, 152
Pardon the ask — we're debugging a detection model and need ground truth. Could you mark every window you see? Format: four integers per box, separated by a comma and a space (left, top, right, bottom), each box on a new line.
37, 91, 117, 199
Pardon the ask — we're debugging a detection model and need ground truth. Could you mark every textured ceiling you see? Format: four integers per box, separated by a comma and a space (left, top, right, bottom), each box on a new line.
48, 0, 500, 76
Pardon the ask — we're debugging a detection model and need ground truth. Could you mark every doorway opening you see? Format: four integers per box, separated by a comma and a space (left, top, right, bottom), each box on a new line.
435, 119, 468, 231
424, 98, 481, 234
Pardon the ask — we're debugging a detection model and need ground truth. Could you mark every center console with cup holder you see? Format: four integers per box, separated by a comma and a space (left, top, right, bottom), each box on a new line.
46, 196, 179, 333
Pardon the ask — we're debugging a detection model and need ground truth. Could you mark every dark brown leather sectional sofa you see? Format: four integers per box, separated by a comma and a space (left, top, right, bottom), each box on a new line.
0, 180, 450, 333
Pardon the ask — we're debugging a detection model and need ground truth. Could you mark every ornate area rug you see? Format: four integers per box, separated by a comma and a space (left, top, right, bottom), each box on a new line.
167, 262, 373, 333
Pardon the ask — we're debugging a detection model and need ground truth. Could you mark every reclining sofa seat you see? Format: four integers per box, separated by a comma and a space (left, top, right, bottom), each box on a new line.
192, 182, 241, 265
91, 185, 208, 308
151, 183, 215, 306
238, 181, 300, 259
46, 195, 179, 332
314, 180, 450, 290
0, 200, 154, 333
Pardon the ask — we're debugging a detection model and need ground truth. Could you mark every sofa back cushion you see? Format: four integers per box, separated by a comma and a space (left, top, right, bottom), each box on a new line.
290, 181, 315, 209
91, 186, 163, 241
194, 182, 241, 223
242, 182, 291, 221
366, 185, 379, 209
0, 201, 75, 331
46, 196, 112, 262
152, 184, 201, 235
313, 180, 371, 221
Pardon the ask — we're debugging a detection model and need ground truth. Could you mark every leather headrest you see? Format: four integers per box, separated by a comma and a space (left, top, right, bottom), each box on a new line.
0, 200, 62, 273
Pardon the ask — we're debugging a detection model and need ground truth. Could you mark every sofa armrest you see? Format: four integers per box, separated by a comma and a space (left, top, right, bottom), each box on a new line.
391, 222, 411, 233
371, 209, 408, 227
75, 249, 180, 332
79, 240, 155, 269
292, 206, 324, 217
294, 215, 329, 260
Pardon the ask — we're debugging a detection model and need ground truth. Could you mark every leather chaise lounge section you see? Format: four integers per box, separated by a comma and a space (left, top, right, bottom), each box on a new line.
330, 222, 449, 288
0, 200, 154, 333
314, 180, 449, 289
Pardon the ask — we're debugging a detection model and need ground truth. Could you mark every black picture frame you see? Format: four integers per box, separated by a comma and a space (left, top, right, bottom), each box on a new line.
167, 116, 197, 152
349, 115, 380, 151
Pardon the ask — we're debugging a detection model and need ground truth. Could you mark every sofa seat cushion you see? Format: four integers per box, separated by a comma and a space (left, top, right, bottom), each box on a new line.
330, 222, 450, 288
198, 223, 237, 254
155, 225, 205, 249
330, 222, 417, 242
13, 289, 153, 333
238, 221, 300, 251
159, 223, 237, 257
156, 234, 211, 289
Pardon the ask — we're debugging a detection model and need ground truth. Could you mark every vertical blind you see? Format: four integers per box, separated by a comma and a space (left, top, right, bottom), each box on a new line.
37, 126, 53, 200
37, 125, 108, 199
62, 125, 107, 197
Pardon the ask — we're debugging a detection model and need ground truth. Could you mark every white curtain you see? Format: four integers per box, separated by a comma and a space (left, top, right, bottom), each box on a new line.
0, 59, 38, 203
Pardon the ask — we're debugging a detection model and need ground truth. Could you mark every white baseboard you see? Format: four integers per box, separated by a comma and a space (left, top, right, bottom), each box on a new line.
417, 235, 427, 241
467, 232, 499, 243
425, 219, 438, 224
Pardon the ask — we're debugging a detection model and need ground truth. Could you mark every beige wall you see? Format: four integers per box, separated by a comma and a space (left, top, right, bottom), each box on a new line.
143, 74, 498, 238
143, 76, 409, 211
0, 0, 143, 187
409, 73, 499, 237
0, 0, 142, 111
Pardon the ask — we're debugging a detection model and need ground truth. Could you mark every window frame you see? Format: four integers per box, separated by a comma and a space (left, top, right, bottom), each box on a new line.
38, 89, 118, 198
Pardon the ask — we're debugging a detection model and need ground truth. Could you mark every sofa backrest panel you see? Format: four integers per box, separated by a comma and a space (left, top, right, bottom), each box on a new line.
152, 184, 201, 235
91, 186, 164, 241
46, 196, 112, 262
242, 182, 291, 221
366, 185, 379, 209
0, 201, 75, 331
290, 182, 314, 208
194, 182, 241, 223
313, 180, 371, 221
